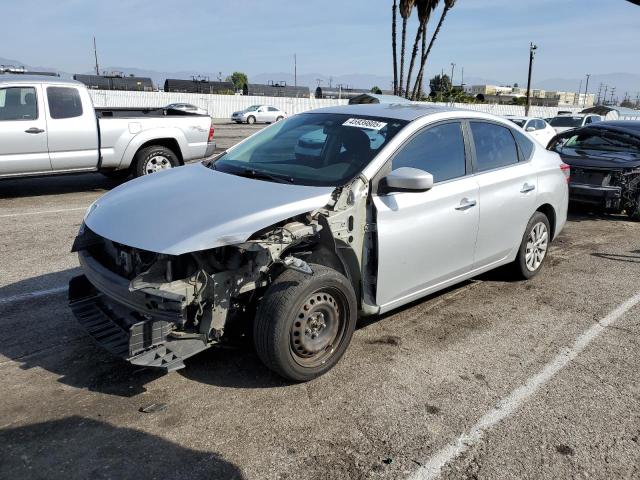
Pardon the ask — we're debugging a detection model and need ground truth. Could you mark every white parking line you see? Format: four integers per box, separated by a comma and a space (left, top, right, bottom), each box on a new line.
409, 291, 640, 480
0, 207, 86, 219
0, 286, 67, 306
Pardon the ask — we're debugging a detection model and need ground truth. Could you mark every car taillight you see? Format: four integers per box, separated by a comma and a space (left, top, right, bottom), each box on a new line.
560, 163, 570, 183
208, 125, 215, 142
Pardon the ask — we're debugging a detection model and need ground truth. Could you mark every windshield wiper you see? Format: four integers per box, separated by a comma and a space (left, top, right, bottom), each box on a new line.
234, 167, 295, 184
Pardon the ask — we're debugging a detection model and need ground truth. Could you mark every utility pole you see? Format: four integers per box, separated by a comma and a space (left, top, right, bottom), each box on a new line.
603, 85, 609, 105
294, 54, 297, 88
93, 36, 100, 75
525, 43, 537, 116
610, 87, 616, 105
596, 83, 603, 105
583, 74, 591, 107
575, 80, 582, 106
461, 66, 464, 89
450, 63, 455, 89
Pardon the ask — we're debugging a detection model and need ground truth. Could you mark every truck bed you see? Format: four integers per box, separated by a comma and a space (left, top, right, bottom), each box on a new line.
95, 107, 208, 119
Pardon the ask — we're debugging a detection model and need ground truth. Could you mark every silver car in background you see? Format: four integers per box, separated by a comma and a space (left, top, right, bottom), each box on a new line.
231, 104, 287, 124
70, 103, 568, 382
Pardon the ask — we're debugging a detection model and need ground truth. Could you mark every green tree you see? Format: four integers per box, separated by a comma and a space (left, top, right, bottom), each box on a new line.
226, 72, 248, 91
370, 86, 383, 94
429, 73, 451, 96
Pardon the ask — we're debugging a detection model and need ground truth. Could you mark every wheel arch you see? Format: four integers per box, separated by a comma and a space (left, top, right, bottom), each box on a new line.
536, 203, 557, 240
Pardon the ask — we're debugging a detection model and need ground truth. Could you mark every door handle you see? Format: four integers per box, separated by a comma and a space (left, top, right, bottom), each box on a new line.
520, 183, 535, 193
455, 198, 477, 211
25, 127, 45, 134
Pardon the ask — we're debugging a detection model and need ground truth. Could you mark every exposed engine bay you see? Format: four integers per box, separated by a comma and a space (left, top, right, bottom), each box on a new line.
69, 177, 374, 371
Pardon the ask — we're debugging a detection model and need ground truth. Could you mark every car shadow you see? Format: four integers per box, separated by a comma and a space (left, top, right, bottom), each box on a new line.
0, 416, 245, 480
0, 172, 121, 199
591, 249, 640, 264
567, 205, 632, 223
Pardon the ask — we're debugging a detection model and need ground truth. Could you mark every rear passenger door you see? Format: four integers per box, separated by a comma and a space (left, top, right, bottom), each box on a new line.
45, 85, 99, 172
470, 121, 538, 268
0, 84, 51, 176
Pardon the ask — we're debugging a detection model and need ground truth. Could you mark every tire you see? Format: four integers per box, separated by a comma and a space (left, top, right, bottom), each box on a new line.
253, 264, 357, 382
247, 115, 256, 125
626, 194, 640, 221
512, 211, 551, 279
101, 169, 130, 181
133, 145, 179, 177
276, 116, 284, 122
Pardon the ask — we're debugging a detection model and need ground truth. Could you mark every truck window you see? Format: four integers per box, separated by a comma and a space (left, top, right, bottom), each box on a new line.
47, 86, 83, 119
0, 87, 38, 121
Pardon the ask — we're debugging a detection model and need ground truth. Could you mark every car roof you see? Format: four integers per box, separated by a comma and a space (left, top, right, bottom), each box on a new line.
586, 121, 640, 137
601, 120, 640, 132
0, 74, 82, 86
507, 116, 540, 121
305, 102, 460, 121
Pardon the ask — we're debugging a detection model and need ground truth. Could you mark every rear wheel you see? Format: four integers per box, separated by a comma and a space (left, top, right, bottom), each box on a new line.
276, 116, 284, 122
253, 264, 357, 382
512, 212, 551, 279
133, 145, 179, 177
247, 115, 256, 125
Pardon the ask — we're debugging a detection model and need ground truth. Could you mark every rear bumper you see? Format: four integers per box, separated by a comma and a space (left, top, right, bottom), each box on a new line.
569, 182, 621, 208
204, 141, 217, 157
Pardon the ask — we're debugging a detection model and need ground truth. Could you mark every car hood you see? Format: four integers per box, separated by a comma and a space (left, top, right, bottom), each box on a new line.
84, 163, 334, 255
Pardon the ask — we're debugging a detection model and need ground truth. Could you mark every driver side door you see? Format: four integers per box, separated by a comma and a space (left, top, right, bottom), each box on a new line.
373, 121, 480, 310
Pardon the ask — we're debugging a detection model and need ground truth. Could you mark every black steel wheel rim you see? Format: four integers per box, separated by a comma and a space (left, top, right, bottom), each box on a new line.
289, 287, 347, 368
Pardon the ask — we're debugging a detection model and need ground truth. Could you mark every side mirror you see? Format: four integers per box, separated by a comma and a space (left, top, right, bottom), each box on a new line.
382, 167, 434, 193
526, 126, 536, 132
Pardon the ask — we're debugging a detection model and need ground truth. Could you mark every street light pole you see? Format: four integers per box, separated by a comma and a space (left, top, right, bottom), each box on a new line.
525, 43, 537, 116
450, 63, 455, 88
583, 74, 591, 107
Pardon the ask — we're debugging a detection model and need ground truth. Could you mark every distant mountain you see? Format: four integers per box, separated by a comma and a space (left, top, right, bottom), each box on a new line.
2, 55, 638, 100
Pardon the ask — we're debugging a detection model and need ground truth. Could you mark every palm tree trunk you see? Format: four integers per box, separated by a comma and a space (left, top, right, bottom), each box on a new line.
412, 5, 450, 100
404, 22, 424, 99
392, 1, 398, 95
411, 26, 428, 100
399, 17, 408, 96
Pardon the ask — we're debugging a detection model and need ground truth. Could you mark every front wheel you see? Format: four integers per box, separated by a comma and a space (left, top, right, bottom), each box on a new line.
512, 212, 551, 279
253, 264, 357, 382
133, 145, 179, 177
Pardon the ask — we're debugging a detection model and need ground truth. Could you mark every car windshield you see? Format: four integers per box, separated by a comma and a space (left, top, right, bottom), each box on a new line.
211, 112, 408, 186
549, 116, 583, 127
508, 119, 526, 127
245, 105, 260, 112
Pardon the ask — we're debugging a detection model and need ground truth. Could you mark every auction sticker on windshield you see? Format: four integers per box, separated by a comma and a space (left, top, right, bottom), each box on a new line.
343, 118, 388, 130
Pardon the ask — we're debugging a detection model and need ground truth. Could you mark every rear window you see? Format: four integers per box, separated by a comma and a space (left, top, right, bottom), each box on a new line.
47, 87, 83, 119
549, 116, 582, 128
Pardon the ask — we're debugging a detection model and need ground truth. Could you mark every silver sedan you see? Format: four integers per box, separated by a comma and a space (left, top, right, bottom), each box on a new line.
71, 103, 569, 381
231, 104, 287, 124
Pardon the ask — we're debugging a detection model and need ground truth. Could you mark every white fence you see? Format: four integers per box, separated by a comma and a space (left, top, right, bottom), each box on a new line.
88, 89, 582, 119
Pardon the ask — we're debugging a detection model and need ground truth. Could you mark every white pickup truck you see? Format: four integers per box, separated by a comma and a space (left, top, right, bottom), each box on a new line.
0, 75, 216, 179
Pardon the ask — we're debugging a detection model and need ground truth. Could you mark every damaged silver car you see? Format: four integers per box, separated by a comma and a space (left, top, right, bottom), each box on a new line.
69, 103, 568, 381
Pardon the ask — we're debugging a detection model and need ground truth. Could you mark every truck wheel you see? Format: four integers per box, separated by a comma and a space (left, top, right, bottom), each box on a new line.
254, 264, 357, 382
512, 211, 551, 279
134, 146, 179, 177
247, 115, 256, 125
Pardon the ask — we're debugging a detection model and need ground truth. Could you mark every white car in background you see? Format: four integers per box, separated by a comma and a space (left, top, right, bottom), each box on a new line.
231, 105, 287, 124
548, 113, 603, 134
165, 103, 208, 116
506, 116, 557, 147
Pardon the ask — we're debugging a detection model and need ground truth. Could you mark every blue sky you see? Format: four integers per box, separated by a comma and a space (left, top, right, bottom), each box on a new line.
2, 0, 639, 84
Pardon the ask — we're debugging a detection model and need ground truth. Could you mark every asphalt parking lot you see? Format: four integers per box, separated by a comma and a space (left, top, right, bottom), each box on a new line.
1, 123, 639, 480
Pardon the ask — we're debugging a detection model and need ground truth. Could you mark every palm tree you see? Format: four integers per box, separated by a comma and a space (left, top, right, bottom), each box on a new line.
398, 0, 415, 97
392, 1, 399, 95
405, 0, 439, 98
411, 0, 457, 100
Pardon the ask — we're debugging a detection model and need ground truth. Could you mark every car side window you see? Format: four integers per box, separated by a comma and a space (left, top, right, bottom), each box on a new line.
535, 119, 545, 130
0, 87, 38, 121
268, 107, 278, 112
47, 87, 83, 119
470, 122, 519, 171
392, 122, 466, 182
511, 128, 535, 161
590, 116, 601, 124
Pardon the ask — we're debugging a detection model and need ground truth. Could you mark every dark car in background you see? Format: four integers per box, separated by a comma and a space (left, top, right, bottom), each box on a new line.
548, 121, 640, 219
